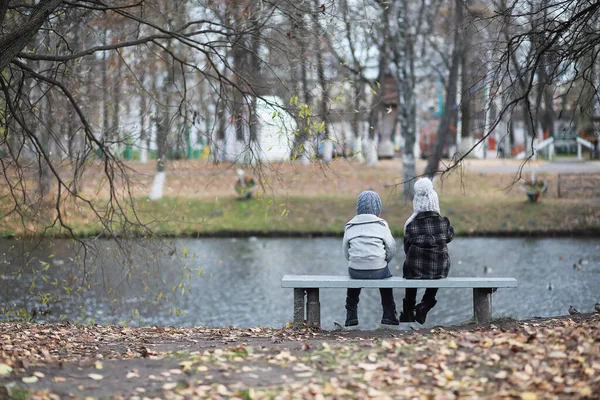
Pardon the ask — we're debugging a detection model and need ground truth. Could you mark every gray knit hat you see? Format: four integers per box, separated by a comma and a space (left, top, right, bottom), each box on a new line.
356, 190, 382, 216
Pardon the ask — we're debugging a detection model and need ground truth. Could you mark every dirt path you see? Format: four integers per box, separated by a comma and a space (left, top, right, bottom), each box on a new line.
1, 314, 598, 399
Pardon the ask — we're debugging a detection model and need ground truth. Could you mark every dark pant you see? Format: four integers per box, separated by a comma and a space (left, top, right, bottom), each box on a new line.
346, 266, 395, 310
404, 288, 438, 305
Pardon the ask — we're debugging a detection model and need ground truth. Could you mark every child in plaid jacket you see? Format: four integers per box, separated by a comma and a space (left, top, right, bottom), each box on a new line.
401, 178, 454, 324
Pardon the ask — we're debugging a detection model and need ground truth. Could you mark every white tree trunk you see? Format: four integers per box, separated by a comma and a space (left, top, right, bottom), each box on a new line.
212, 139, 224, 163
140, 146, 148, 164
353, 136, 365, 163
459, 136, 476, 157
365, 138, 378, 167
322, 139, 333, 163
298, 140, 313, 165
149, 171, 166, 200
402, 152, 416, 199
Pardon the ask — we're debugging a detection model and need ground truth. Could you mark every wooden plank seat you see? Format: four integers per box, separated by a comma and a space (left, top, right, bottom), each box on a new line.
281, 275, 518, 328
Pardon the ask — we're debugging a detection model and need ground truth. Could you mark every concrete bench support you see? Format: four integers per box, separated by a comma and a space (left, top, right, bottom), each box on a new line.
473, 288, 493, 323
306, 288, 320, 327
293, 288, 305, 328
282, 275, 517, 328
293, 288, 322, 327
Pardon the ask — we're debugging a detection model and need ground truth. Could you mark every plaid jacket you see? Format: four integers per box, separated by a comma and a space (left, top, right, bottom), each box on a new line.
403, 211, 454, 279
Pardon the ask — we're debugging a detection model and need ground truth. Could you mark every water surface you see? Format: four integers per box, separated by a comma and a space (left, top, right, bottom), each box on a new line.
1, 237, 598, 329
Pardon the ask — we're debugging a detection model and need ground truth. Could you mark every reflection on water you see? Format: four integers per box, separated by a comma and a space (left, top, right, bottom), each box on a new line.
1, 237, 599, 329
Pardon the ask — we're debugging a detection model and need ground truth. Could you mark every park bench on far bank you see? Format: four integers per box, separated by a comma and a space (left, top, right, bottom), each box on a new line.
281, 275, 518, 328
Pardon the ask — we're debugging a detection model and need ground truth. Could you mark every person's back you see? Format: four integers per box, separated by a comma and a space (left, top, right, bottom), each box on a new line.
343, 214, 394, 272
342, 191, 398, 327
400, 178, 454, 324
403, 211, 453, 279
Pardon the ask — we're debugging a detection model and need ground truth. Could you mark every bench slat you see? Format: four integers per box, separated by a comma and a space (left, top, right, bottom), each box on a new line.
281, 275, 517, 289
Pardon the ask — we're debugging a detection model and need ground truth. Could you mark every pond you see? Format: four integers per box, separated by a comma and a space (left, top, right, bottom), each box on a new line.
1, 237, 599, 329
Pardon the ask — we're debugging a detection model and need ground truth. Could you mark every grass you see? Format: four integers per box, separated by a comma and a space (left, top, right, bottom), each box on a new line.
7, 388, 28, 400
0, 161, 598, 238
0, 193, 598, 238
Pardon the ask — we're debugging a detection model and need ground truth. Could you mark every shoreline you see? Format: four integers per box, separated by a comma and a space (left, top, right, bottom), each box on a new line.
1, 228, 599, 240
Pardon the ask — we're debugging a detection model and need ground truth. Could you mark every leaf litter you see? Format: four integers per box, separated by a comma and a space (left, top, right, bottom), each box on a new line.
0, 314, 597, 398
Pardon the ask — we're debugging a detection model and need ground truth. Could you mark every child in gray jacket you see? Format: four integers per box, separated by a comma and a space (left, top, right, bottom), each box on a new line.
342, 190, 399, 326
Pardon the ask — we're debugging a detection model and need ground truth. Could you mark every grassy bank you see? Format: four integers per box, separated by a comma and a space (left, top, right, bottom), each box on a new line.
135, 195, 600, 237
0, 195, 598, 238
1, 160, 598, 238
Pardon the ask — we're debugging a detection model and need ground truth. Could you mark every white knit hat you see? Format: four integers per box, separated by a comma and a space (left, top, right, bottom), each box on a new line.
413, 178, 440, 214
404, 178, 440, 234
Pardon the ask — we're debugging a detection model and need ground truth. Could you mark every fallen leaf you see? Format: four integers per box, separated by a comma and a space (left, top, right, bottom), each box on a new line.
358, 362, 378, 371
579, 386, 593, 397
88, 373, 104, 380
40, 349, 52, 361
548, 351, 567, 359
520, 393, 538, 400
494, 371, 508, 379
0, 364, 12, 376
162, 382, 177, 390
22, 376, 39, 384
126, 371, 139, 379
95, 361, 103, 370
54, 377, 67, 383
217, 384, 230, 395
179, 361, 193, 371
33, 371, 45, 378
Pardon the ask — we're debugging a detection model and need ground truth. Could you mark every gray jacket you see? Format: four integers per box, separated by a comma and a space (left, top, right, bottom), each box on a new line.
342, 214, 396, 270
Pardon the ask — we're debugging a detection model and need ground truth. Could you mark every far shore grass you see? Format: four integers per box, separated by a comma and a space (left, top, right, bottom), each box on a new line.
0, 194, 598, 238
1, 160, 598, 238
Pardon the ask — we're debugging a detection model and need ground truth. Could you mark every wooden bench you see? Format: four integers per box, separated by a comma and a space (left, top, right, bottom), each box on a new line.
281, 275, 518, 328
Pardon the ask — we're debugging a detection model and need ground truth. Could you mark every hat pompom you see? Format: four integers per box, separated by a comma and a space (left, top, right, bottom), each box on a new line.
414, 178, 433, 195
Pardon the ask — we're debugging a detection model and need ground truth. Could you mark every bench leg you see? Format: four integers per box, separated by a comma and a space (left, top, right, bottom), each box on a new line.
293, 288, 305, 328
473, 288, 493, 324
306, 288, 321, 328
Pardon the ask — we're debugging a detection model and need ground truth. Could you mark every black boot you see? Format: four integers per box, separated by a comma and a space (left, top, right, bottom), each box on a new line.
379, 288, 399, 325
345, 288, 360, 326
399, 298, 415, 322
345, 307, 359, 327
415, 298, 437, 325
381, 305, 399, 325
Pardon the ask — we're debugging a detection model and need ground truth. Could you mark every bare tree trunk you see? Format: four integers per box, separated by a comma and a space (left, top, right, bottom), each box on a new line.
394, 0, 418, 199
38, 95, 52, 200
341, 0, 364, 160
312, 0, 331, 163
247, 9, 262, 164
459, 22, 473, 156
425, 0, 463, 177
0, 0, 63, 71
112, 54, 122, 157
139, 69, 148, 164
366, 44, 388, 167
101, 31, 110, 143
291, 12, 313, 162
352, 81, 364, 162
230, 0, 261, 164
149, 56, 171, 200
